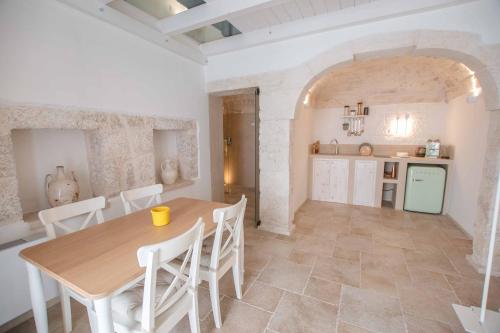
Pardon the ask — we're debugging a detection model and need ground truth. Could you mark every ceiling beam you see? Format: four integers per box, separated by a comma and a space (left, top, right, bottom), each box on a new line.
200, 0, 476, 56
56, 0, 205, 64
156, 0, 288, 35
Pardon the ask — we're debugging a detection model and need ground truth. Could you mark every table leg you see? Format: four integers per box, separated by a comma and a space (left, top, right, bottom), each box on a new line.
26, 262, 48, 333
94, 297, 113, 333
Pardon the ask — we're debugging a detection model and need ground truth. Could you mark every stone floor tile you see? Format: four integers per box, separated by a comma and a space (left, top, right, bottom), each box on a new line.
304, 276, 342, 304
258, 257, 312, 293
337, 321, 377, 333
245, 237, 294, 258
405, 315, 455, 333
333, 246, 360, 261
407, 268, 452, 290
242, 281, 284, 312
312, 256, 361, 287
244, 245, 272, 274
202, 297, 272, 333
360, 268, 398, 296
288, 249, 317, 266
373, 230, 415, 249
398, 285, 462, 327
269, 292, 338, 333
445, 274, 500, 310
336, 234, 373, 253
339, 285, 405, 333
404, 248, 458, 275
292, 235, 336, 257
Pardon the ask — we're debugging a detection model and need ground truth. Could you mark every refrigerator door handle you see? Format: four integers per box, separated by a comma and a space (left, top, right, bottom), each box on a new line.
413, 178, 424, 182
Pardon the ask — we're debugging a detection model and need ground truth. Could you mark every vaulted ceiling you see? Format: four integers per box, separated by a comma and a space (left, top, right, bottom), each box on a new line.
59, 0, 474, 63
310, 56, 479, 108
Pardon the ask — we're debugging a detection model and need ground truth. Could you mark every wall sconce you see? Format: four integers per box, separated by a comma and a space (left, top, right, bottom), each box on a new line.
386, 113, 413, 138
303, 91, 311, 106
467, 74, 482, 103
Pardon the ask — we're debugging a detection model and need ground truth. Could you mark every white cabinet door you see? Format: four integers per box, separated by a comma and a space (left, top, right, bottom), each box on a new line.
353, 160, 377, 207
312, 159, 349, 203
329, 159, 349, 204
312, 159, 332, 202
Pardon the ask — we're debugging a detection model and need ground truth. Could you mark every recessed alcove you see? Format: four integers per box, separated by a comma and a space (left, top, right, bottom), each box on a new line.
153, 129, 195, 191
11, 129, 93, 218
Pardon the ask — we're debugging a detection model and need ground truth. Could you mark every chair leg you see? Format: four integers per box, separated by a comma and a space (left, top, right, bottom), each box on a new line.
232, 256, 243, 300
208, 275, 222, 328
59, 286, 72, 333
188, 292, 200, 333
239, 238, 245, 285
85, 301, 98, 333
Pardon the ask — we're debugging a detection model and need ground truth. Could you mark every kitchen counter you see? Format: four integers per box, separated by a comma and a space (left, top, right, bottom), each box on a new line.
309, 153, 452, 212
311, 153, 452, 165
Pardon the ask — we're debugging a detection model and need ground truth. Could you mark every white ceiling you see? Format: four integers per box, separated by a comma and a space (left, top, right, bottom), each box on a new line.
58, 0, 473, 64
228, 0, 376, 33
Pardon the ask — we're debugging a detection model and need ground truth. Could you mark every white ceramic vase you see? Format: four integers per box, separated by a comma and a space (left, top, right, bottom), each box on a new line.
161, 159, 179, 185
45, 166, 80, 207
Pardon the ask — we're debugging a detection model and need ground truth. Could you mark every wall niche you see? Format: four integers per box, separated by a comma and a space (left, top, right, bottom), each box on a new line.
11, 129, 93, 217
153, 129, 196, 191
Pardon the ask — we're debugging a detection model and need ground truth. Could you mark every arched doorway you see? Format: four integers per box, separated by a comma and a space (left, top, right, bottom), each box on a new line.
290, 34, 499, 274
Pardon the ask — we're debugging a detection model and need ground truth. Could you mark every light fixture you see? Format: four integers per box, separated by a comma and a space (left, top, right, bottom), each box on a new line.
387, 113, 413, 138
303, 91, 311, 106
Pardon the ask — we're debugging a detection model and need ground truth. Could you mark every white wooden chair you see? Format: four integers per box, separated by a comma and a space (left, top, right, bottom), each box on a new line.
110, 219, 205, 333
38, 196, 106, 333
120, 184, 163, 214
203, 195, 247, 328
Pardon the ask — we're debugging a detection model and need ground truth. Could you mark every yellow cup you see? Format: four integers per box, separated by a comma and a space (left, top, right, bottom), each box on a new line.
151, 206, 170, 227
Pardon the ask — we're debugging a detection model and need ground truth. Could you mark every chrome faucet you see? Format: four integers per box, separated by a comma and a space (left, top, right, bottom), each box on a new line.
330, 138, 339, 155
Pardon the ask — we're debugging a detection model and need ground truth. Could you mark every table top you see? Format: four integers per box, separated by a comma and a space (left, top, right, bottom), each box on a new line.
20, 197, 228, 299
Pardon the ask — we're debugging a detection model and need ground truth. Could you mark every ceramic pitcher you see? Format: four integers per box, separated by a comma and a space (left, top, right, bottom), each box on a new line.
45, 166, 80, 207
160, 159, 178, 185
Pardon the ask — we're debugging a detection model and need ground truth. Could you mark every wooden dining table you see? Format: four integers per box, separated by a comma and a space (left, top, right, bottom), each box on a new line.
20, 197, 229, 333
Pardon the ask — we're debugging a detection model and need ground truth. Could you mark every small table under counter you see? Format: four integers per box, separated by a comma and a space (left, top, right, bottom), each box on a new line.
308, 153, 452, 213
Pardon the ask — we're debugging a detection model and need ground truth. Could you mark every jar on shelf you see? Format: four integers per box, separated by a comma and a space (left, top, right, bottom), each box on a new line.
357, 102, 363, 115
344, 105, 349, 116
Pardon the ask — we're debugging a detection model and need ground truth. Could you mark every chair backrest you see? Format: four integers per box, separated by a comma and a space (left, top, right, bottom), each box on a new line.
210, 195, 247, 270
38, 196, 106, 239
120, 184, 163, 214
137, 219, 204, 332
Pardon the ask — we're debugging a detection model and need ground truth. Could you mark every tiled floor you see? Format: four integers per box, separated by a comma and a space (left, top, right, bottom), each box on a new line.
7, 200, 500, 333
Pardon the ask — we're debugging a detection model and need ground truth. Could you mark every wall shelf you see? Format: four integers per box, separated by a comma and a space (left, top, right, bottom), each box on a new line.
163, 179, 195, 192
341, 115, 367, 118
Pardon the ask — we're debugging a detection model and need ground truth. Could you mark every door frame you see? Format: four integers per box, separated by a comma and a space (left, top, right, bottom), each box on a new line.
208, 87, 261, 226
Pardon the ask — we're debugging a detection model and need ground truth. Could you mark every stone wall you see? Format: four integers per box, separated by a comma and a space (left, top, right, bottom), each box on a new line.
469, 109, 500, 273
0, 101, 198, 227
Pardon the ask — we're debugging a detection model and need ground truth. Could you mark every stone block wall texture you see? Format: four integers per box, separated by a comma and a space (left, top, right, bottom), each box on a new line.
0, 101, 198, 227
470, 109, 500, 273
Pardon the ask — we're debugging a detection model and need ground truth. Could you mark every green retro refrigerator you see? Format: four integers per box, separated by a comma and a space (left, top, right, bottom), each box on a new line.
404, 165, 446, 214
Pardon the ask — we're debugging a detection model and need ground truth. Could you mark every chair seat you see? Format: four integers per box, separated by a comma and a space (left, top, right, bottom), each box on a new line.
112, 270, 176, 323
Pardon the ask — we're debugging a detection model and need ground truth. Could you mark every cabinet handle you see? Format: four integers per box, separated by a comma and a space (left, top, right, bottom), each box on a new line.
413, 178, 423, 182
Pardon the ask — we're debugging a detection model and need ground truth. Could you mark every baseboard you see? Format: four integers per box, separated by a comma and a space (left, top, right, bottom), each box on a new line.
258, 222, 294, 236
